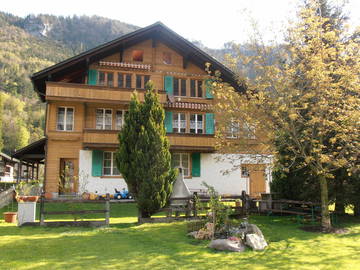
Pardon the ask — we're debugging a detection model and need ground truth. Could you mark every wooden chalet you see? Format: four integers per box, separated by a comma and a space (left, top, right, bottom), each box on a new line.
29, 22, 272, 199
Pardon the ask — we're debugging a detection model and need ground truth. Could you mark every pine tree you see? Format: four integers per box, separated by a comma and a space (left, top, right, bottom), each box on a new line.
116, 82, 177, 218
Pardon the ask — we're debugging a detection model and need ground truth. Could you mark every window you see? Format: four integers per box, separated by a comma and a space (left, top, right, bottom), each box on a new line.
98, 71, 114, 87
115, 110, 128, 130
190, 79, 203, 98
190, 114, 203, 134
126, 74, 132, 88
96, 109, 112, 130
136, 74, 150, 89
173, 78, 187, 96
163, 52, 172, 64
107, 73, 114, 87
57, 107, 74, 131
103, 152, 120, 176
118, 73, 124, 88
172, 153, 190, 176
241, 166, 250, 177
132, 50, 144, 62
243, 123, 256, 139
98, 71, 106, 86
227, 119, 240, 139
173, 113, 186, 133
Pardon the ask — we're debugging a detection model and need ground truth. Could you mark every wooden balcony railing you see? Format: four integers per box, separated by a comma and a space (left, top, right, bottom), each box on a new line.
46, 82, 167, 103
83, 129, 215, 151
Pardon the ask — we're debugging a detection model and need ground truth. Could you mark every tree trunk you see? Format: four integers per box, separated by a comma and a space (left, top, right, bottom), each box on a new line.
335, 178, 345, 215
319, 175, 331, 231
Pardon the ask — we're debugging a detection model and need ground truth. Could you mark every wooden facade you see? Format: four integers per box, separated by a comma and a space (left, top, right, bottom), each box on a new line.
31, 22, 268, 198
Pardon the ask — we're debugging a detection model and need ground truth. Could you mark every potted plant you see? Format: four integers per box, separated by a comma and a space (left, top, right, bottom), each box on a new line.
15, 180, 42, 202
3, 186, 17, 223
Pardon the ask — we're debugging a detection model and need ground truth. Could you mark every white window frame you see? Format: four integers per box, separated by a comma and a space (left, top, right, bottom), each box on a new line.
103, 152, 120, 176
172, 153, 190, 177
190, 114, 203, 134
173, 113, 186, 133
115, 110, 128, 130
96, 108, 113, 130
57, 107, 74, 131
243, 123, 256, 139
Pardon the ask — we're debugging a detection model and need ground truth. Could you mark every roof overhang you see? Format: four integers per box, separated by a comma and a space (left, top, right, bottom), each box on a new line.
12, 138, 46, 164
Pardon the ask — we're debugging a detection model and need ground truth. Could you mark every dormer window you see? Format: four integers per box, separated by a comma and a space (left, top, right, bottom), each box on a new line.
132, 50, 144, 62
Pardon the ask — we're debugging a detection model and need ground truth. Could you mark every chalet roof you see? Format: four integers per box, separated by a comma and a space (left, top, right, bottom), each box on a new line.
31, 22, 242, 101
12, 138, 46, 164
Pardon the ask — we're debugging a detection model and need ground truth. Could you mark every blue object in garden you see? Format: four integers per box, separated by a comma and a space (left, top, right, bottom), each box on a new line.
114, 188, 133, 200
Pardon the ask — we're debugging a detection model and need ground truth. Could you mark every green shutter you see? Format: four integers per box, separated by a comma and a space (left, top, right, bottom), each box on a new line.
191, 153, 201, 177
164, 111, 173, 133
92, 150, 103, 177
206, 113, 215, 134
88, 69, 98, 85
205, 79, 214, 99
164, 76, 174, 95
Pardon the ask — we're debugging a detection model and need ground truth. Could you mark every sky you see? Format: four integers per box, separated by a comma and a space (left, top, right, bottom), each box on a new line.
1, 0, 359, 48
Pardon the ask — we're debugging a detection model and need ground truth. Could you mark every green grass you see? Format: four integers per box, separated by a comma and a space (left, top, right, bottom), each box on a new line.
1, 202, 360, 270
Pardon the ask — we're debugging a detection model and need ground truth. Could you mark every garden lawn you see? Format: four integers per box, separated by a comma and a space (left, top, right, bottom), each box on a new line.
1, 203, 360, 270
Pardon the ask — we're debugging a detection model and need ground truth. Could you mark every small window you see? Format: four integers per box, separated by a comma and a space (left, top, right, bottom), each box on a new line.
243, 123, 256, 139
173, 78, 187, 97
163, 52, 172, 64
190, 79, 203, 98
172, 153, 190, 177
132, 50, 144, 62
190, 114, 203, 134
96, 109, 112, 130
136, 75, 142, 89
173, 113, 186, 133
57, 107, 74, 131
144, 75, 150, 88
103, 152, 120, 176
227, 119, 240, 139
118, 73, 124, 88
241, 166, 250, 177
107, 73, 114, 87
125, 74, 132, 88
98, 72, 106, 86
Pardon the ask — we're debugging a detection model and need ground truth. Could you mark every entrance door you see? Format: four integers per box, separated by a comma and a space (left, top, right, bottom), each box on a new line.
59, 159, 76, 194
242, 164, 266, 198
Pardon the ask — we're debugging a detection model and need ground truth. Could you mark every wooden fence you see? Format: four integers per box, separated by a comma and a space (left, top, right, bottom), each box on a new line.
35, 193, 111, 227
0, 187, 15, 209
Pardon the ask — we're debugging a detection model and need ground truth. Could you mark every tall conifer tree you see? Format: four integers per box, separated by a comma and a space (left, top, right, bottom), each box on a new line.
116, 81, 176, 218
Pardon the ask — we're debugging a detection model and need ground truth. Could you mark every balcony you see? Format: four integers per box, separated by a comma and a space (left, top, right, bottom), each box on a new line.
83, 129, 215, 152
46, 82, 167, 103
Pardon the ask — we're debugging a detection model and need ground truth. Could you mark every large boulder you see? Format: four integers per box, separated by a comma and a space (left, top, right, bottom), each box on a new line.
209, 239, 246, 252
245, 233, 268, 251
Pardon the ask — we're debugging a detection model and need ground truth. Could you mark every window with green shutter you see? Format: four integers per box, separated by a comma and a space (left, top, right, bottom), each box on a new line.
205, 113, 215, 134
92, 150, 103, 177
205, 79, 214, 99
164, 111, 173, 133
164, 76, 174, 95
88, 69, 98, 85
191, 153, 201, 177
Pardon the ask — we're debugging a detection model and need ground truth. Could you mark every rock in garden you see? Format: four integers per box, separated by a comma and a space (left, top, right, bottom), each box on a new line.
194, 222, 214, 240
209, 239, 246, 252
245, 233, 268, 251
245, 224, 264, 238
187, 231, 198, 238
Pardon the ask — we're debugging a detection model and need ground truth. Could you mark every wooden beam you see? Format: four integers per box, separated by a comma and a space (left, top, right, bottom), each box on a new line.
119, 47, 124, 62
183, 55, 189, 69
152, 38, 157, 48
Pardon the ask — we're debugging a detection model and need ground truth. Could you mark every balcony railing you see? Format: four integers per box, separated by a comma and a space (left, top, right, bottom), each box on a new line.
46, 82, 167, 103
83, 129, 215, 151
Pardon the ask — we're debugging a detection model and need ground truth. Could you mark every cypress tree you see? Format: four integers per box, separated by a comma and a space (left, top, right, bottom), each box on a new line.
116, 81, 176, 218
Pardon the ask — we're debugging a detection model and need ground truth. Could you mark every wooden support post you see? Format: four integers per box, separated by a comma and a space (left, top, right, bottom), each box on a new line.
105, 193, 110, 226
40, 193, 45, 226
193, 192, 198, 218
36, 162, 39, 180
17, 162, 21, 183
